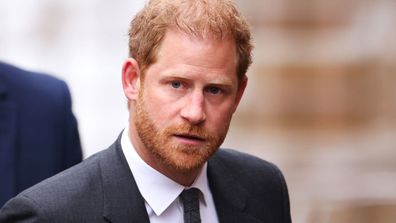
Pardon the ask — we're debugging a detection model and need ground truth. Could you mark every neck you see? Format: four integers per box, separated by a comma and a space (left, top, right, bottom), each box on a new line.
158, 164, 202, 187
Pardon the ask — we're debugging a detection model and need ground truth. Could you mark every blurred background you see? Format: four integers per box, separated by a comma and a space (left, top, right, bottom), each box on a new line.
1, 0, 396, 222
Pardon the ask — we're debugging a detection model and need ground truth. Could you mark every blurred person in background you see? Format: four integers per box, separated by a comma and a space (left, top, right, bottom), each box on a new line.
0, 61, 82, 207
0, 0, 291, 222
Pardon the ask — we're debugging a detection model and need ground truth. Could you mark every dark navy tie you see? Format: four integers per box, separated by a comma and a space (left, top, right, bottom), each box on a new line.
180, 188, 201, 223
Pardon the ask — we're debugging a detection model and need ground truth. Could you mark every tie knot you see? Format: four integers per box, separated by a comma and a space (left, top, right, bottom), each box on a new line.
180, 188, 200, 212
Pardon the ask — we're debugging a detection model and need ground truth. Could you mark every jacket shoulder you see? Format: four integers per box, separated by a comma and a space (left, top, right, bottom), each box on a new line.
213, 149, 281, 175
210, 149, 292, 223
211, 149, 288, 195
0, 62, 70, 108
0, 147, 113, 222
0, 62, 66, 91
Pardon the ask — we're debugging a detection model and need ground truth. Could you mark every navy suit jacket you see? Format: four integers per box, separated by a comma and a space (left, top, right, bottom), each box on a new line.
0, 62, 83, 206
0, 135, 292, 223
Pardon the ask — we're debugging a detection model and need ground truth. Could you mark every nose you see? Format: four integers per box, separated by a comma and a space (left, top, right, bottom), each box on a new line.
180, 91, 206, 125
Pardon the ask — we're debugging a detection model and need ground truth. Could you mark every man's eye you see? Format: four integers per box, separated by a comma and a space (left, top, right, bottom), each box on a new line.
171, 81, 182, 89
208, 86, 221, 94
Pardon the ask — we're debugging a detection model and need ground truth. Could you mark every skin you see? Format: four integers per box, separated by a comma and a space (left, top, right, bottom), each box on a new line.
122, 29, 247, 186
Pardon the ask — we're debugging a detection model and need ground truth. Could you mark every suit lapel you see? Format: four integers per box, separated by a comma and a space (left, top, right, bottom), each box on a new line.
99, 137, 150, 223
0, 80, 18, 205
208, 151, 264, 223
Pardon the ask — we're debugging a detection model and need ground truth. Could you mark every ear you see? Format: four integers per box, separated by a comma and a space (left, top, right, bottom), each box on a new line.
232, 75, 248, 113
122, 58, 141, 101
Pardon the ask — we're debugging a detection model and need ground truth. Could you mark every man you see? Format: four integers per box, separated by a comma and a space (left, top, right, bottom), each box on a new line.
0, 62, 82, 207
0, 0, 292, 222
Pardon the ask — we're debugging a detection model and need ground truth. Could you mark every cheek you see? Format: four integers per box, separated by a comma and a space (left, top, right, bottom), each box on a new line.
207, 104, 234, 127
143, 91, 180, 125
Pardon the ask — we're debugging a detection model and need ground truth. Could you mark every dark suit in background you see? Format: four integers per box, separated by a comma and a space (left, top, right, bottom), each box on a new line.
0, 136, 291, 223
0, 62, 83, 206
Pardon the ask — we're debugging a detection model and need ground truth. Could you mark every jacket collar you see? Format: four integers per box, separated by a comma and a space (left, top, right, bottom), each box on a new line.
99, 135, 150, 223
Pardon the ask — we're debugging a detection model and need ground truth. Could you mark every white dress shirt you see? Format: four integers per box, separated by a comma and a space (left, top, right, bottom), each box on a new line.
121, 127, 219, 223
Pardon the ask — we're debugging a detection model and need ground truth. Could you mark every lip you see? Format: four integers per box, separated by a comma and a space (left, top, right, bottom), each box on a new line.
173, 134, 205, 145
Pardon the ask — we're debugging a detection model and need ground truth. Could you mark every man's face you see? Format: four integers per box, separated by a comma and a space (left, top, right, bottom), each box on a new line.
132, 30, 246, 173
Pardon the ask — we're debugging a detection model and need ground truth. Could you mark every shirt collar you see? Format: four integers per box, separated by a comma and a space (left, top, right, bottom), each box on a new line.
121, 126, 210, 216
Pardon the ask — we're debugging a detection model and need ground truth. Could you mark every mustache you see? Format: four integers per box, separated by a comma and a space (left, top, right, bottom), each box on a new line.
163, 123, 212, 140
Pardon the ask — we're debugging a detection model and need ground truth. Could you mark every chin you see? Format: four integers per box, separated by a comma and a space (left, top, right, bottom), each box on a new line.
163, 149, 212, 172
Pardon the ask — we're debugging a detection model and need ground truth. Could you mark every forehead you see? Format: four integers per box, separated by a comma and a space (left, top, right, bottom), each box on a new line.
154, 29, 238, 74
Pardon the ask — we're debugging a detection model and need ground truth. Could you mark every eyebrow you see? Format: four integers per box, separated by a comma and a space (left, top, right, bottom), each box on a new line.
160, 73, 234, 86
